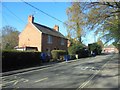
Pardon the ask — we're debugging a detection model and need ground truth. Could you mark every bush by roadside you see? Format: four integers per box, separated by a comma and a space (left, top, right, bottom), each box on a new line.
68, 43, 89, 58
88, 43, 102, 55
51, 50, 67, 61
68, 43, 84, 55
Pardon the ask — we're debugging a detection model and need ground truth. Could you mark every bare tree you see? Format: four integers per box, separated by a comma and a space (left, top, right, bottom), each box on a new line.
65, 2, 86, 43
2, 26, 20, 50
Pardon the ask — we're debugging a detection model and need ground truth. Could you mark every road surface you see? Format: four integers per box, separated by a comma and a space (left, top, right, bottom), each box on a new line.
1, 54, 119, 89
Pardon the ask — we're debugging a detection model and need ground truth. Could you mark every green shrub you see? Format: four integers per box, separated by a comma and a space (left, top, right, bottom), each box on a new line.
97, 45, 102, 55
68, 43, 84, 54
69, 54, 76, 60
68, 45, 77, 54
2, 50, 41, 72
51, 50, 67, 60
88, 43, 102, 55
68, 43, 89, 58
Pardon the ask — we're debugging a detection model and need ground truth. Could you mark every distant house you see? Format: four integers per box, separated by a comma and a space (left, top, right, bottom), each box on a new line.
103, 44, 119, 53
18, 15, 68, 52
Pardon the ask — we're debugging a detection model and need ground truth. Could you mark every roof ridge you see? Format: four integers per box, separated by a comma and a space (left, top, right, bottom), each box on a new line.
33, 22, 66, 39
33, 22, 55, 31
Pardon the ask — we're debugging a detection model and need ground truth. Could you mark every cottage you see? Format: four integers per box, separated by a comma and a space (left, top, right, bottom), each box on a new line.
103, 44, 119, 53
18, 15, 68, 52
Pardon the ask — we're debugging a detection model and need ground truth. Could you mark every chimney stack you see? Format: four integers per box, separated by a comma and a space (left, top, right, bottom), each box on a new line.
54, 25, 59, 32
28, 15, 34, 23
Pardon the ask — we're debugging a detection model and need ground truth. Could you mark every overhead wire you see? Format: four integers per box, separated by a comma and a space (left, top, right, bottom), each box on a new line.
2, 4, 26, 24
2, 15, 9, 25
3, 1, 87, 31
21, 0, 67, 25
21, 0, 89, 32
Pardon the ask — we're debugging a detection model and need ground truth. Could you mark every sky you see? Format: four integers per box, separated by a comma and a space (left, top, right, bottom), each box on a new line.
1, 1, 97, 46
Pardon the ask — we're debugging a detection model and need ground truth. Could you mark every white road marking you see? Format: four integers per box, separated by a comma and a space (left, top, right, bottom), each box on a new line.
0, 84, 2, 88
77, 58, 112, 89
35, 77, 48, 83
2, 77, 29, 87
13, 80, 19, 85
78, 70, 100, 88
75, 66, 97, 71
12, 78, 29, 86
89, 67, 96, 71
2, 80, 19, 86
0, 77, 3, 79
23, 79, 29, 83
81, 67, 89, 70
3, 80, 17, 86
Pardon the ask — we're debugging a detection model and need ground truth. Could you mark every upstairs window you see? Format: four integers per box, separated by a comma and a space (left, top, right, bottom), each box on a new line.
61, 38, 65, 45
48, 35, 52, 44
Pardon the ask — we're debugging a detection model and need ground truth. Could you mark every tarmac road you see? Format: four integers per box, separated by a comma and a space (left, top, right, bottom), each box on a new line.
1, 54, 119, 89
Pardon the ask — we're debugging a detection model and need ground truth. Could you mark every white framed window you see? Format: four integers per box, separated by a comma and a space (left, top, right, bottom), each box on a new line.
61, 38, 65, 45
48, 35, 52, 44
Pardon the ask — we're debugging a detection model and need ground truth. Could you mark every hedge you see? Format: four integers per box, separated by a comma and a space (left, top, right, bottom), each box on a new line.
2, 50, 41, 72
88, 43, 102, 55
51, 50, 67, 61
68, 43, 89, 58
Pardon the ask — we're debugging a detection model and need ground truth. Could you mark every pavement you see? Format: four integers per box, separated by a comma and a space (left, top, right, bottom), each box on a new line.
0, 54, 119, 89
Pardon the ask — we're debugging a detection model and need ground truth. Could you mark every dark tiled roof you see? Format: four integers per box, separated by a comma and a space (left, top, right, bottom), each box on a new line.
33, 23, 66, 39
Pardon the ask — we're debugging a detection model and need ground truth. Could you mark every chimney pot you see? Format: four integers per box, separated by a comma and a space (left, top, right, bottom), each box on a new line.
54, 25, 59, 31
28, 15, 34, 23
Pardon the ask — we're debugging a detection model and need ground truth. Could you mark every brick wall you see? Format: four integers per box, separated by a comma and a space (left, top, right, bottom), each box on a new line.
19, 23, 42, 51
19, 15, 68, 52
42, 33, 67, 52
103, 48, 119, 53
